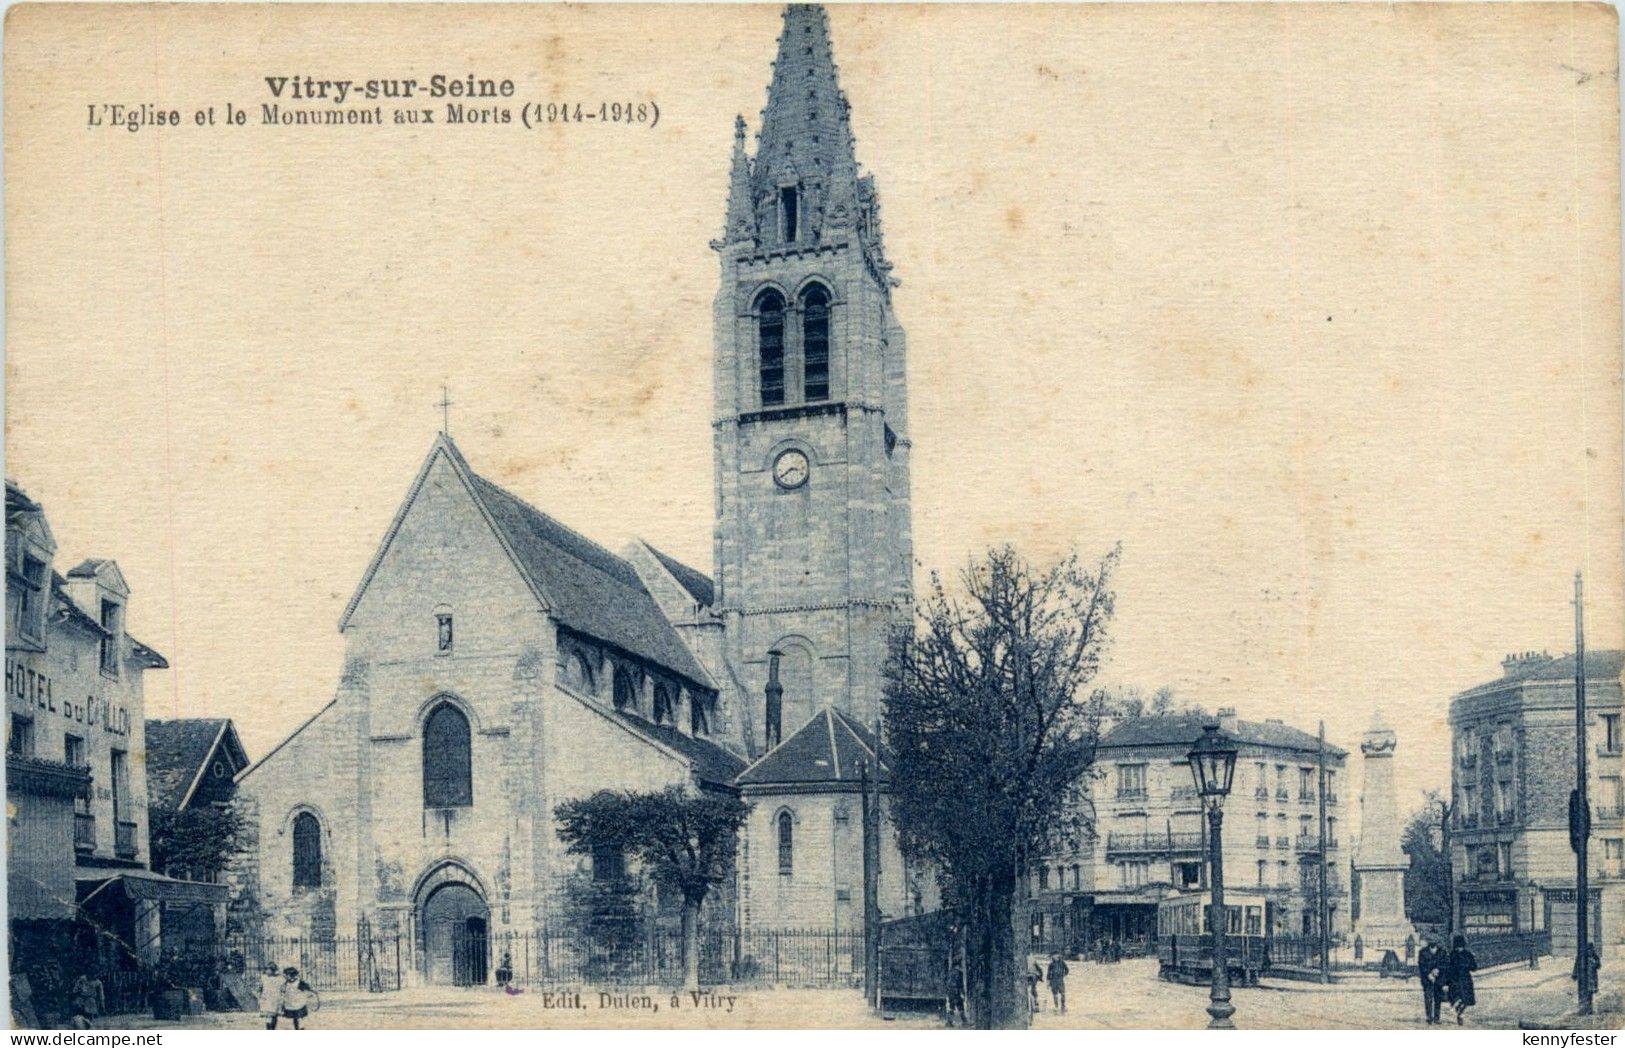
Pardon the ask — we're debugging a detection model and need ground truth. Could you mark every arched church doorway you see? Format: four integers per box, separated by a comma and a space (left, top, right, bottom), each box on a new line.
418, 881, 489, 986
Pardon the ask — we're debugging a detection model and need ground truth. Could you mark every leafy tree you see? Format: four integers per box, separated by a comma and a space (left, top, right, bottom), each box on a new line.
554, 786, 748, 989
1402, 790, 1454, 930
884, 545, 1117, 1029
148, 803, 246, 883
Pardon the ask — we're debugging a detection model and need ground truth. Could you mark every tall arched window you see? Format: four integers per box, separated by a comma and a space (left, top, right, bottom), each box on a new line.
757, 290, 786, 407
612, 666, 637, 713
292, 812, 322, 889
777, 810, 794, 875
423, 703, 473, 808
801, 285, 830, 402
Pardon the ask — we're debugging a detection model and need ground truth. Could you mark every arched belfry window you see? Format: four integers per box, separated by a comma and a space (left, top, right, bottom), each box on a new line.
422, 702, 473, 808
757, 290, 786, 407
777, 810, 794, 875
801, 285, 830, 402
292, 811, 322, 889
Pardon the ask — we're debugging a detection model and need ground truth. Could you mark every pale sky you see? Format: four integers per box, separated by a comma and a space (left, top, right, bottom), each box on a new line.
5, 3, 1621, 831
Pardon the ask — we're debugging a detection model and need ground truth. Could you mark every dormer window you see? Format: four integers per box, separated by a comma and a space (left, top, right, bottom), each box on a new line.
98, 600, 121, 677
11, 554, 45, 642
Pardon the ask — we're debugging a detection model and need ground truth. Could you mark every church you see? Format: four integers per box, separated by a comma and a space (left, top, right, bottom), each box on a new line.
236, 4, 925, 982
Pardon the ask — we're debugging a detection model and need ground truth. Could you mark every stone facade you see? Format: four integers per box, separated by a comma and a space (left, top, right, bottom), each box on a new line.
1448, 650, 1625, 953
712, 3, 913, 748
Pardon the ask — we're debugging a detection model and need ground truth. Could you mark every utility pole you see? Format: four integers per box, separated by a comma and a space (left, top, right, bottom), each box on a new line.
860, 757, 881, 1011
1317, 720, 1331, 983
1573, 570, 1594, 1015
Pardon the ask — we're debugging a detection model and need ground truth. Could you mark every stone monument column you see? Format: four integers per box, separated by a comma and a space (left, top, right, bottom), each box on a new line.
1353, 714, 1416, 946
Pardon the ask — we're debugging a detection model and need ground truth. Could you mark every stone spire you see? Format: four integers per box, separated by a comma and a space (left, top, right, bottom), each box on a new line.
720, 4, 886, 262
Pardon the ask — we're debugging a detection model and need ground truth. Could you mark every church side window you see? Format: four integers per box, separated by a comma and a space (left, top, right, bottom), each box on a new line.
801, 285, 830, 402
613, 666, 637, 713
422, 703, 473, 808
757, 290, 786, 407
653, 682, 675, 726
777, 810, 794, 875
780, 187, 799, 243
691, 692, 711, 736
436, 610, 453, 654
292, 811, 322, 889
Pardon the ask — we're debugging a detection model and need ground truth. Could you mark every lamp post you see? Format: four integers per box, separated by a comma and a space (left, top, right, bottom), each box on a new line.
1189, 722, 1239, 1030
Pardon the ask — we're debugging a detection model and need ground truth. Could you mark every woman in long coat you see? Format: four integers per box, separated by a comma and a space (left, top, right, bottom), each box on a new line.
1444, 935, 1478, 1024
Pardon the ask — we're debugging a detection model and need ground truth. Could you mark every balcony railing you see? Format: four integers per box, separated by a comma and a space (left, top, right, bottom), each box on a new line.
1275, 835, 1291, 849
1495, 749, 1514, 766
1460, 752, 1477, 768
1299, 791, 1316, 803
74, 813, 95, 853
1254, 787, 1270, 800
1275, 789, 1290, 801
115, 820, 137, 859
1105, 831, 1204, 856
1328, 837, 1340, 850
1170, 786, 1198, 803
1325, 792, 1339, 804
1115, 788, 1147, 801
1255, 835, 1271, 848
1496, 809, 1517, 826
1294, 834, 1322, 853
1594, 803, 1625, 820
1460, 813, 1479, 829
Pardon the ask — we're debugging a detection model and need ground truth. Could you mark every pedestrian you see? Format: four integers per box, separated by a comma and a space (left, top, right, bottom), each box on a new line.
1046, 952, 1069, 1014
258, 964, 284, 1029
279, 967, 315, 1030
1574, 941, 1601, 992
495, 951, 513, 988
1417, 937, 1444, 1025
67, 972, 102, 1030
1026, 962, 1042, 1014
1443, 935, 1477, 1025
945, 962, 965, 1027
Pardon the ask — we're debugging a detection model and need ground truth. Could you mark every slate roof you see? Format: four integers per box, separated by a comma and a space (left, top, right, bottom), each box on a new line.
1454, 650, 1625, 699
467, 472, 712, 688
66, 559, 110, 579
645, 544, 715, 608
6, 481, 40, 514
145, 719, 241, 810
612, 711, 745, 789
1100, 713, 1346, 758
737, 707, 888, 787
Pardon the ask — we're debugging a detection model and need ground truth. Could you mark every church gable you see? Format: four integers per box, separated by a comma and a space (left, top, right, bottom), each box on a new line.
339, 439, 547, 655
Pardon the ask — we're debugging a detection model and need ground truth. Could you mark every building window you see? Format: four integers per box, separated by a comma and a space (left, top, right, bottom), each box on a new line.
1299, 767, 1314, 800
1116, 764, 1146, 799
778, 810, 794, 875
801, 285, 830, 402
591, 843, 626, 883
653, 683, 675, 726
1498, 841, 1513, 879
12, 555, 45, 640
1257, 860, 1266, 887
1605, 838, 1624, 877
1462, 785, 1478, 824
780, 187, 799, 242
436, 611, 453, 654
757, 290, 786, 407
1039, 865, 1050, 891
564, 651, 595, 694
422, 702, 473, 808
612, 666, 637, 713
1325, 770, 1337, 802
8, 714, 33, 757
99, 600, 121, 677
110, 748, 129, 821
1602, 776, 1624, 817
292, 812, 322, 889
691, 692, 711, 736
1602, 714, 1621, 755
1327, 816, 1338, 846
64, 733, 85, 768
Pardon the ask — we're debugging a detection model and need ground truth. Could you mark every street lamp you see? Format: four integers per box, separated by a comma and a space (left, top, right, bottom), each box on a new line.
1189, 722, 1239, 1030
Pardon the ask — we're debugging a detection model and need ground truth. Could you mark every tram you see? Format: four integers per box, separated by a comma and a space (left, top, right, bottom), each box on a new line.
1155, 890, 1277, 987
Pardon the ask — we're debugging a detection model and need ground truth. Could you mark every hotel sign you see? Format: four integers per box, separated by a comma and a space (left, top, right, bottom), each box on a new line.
5, 658, 130, 737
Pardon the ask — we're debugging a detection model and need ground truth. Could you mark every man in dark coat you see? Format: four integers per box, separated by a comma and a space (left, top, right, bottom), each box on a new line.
1444, 935, 1478, 1025
1046, 953, 1069, 1014
1417, 938, 1445, 1024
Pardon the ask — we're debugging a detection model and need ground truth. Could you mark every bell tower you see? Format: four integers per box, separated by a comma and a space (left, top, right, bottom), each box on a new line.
712, 4, 912, 756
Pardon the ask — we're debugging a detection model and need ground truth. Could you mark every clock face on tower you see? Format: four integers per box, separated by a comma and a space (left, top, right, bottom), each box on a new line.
772, 448, 810, 489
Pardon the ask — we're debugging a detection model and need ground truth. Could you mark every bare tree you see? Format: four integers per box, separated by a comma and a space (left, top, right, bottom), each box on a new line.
884, 545, 1117, 1029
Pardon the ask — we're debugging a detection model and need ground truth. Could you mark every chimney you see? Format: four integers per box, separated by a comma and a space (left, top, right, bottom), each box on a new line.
1216, 707, 1239, 734
765, 650, 784, 749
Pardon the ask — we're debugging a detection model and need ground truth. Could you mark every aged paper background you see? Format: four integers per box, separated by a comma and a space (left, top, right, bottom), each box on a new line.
3, 5, 1621, 1024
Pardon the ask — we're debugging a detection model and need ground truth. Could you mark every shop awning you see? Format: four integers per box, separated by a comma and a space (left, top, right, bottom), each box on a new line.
76, 868, 228, 906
